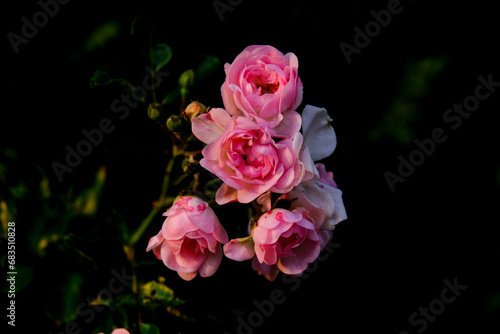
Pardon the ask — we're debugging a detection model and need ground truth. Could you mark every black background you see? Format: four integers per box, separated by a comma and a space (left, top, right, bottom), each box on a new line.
3, 0, 500, 333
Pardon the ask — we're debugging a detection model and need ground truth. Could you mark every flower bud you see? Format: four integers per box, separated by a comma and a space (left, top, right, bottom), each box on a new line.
184, 101, 207, 121
166, 115, 183, 132
147, 103, 162, 121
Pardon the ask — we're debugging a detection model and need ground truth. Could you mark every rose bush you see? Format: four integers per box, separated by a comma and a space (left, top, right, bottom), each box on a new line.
147, 44, 346, 283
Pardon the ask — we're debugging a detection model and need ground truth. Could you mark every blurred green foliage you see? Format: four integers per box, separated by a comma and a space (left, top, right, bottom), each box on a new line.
1, 13, 224, 333
369, 54, 447, 145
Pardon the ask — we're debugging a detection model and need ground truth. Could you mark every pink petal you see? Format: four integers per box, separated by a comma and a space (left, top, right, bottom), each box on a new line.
319, 230, 334, 250
223, 235, 256, 261
270, 110, 302, 139
146, 230, 164, 252
111, 329, 131, 334
162, 212, 198, 240
172, 238, 207, 269
178, 271, 197, 281
215, 183, 239, 205
198, 244, 223, 278
277, 237, 321, 275
256, 191, 272, 212
191, 108, 231, 144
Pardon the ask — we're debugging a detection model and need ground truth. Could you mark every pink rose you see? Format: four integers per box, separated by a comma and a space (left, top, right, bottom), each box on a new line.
146, 196, 228, 281
224, 208, 322, 281
192, 108, 314, 204
99, 329, 130, 334
221, 45, 303, 132
252, 229, 333, 281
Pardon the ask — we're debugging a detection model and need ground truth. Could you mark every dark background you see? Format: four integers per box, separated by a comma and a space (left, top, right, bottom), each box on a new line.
2, 0, 500, 333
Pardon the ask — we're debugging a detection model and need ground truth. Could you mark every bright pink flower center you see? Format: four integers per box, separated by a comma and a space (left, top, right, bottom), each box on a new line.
181, 237, 206, 256
245, 66, 280, 95
224, 129, 277, 179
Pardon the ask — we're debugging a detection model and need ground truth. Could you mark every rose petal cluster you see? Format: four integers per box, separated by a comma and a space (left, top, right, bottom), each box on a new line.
147, 45, 347, 281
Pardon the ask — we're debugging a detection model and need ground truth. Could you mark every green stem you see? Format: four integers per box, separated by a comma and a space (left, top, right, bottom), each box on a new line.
129, 207, 161, 247
129, 148, 179, 246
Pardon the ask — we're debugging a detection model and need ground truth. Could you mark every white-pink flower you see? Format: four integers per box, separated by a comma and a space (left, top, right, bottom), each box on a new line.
221, 45, 303, 133
147, 196, 228, 281
290, 163, 347, 230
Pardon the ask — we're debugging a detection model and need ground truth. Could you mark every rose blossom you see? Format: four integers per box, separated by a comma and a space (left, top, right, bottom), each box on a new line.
147, 196, 228, 281
192, 108, 315, 204
221, 45, 303, 133
99, 329, 130, 334
224, 208, 324, 281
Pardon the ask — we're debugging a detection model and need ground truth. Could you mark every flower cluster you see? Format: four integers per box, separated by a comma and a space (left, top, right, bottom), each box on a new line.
147, 45, 347, 281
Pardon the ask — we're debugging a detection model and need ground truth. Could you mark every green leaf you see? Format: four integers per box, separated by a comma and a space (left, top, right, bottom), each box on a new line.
83, 20, 122, 54
195, 55, 222, 81
179, 69, 194, 101
140, 280, 184, 307
46, 273, 84, 322
89, 66, 113, 86
179, 69, 195, 88
151, 43, 173, 72
62, 236, 98, 271
89, 65, 134, 91
91, 290, 136, 310
72, 166, 106, 216
1, 266, 34, 293
161, 87, 180, 105
140, 323, 160, 334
